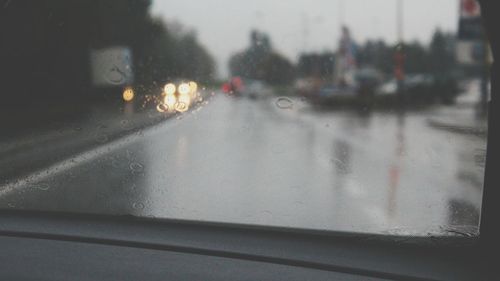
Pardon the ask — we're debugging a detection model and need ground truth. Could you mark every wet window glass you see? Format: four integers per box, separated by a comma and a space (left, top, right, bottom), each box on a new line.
0, 0, 489, 236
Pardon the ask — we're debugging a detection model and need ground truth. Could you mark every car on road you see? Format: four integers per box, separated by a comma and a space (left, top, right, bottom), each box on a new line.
222, 77, 272, 99
1, 0, 497, 280
375, 74, 459, 104
159, 79, 201, 112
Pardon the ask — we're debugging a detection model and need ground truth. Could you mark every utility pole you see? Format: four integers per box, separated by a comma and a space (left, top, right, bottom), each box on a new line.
333, 0, 345, 85
397, 0, 403, 43
302, 13, 309, 53
339, 0, 344, 26
395, 0, 405, 104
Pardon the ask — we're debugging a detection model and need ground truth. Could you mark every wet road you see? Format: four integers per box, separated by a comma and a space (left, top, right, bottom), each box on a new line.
0, 94, 486, 235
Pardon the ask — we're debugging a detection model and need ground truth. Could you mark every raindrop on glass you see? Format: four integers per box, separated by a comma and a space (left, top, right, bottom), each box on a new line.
106, 66, 125, 85
175, 102, 188, 112
129, 162, 144, 173
33, 183, 50, 191
111, 159, 121, 168
156, 103, 168, 113
120, 119, 131, 128
95, 134, 108, 143
132, 202, 145, 210
275, 97, 294, 109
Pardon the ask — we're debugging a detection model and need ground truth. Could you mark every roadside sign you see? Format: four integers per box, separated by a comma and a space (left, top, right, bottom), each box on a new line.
460, 0, 480, 18
456, 0, 489, 65
90, 47, 134, 87
456, 41, 485, 65
457, 0, 483, 40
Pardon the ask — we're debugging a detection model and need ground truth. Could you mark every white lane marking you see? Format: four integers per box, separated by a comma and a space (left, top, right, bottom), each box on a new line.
0, 95, 220, 198
0, 117, 172, 198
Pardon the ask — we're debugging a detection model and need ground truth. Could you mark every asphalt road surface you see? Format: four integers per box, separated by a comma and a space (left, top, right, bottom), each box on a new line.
0, 93, 486, 236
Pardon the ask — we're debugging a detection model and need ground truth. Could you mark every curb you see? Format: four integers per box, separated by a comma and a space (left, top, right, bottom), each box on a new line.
0, 92, 214, 185
427, 118, 487, 137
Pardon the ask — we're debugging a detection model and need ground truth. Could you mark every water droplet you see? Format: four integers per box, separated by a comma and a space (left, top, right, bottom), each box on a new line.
262, 210, 273, 216
106, 66, 125, 85
126, 149, 134, 160
174, 102, 188, 112
132, 202, 144, 210
129, 162, 144, 173
111, 159, 121, 168
275, 97, 294, 109
32, 183, 50, 191
156, 103, 168, 113
120, 120, 131, 128
95, 134, 108, 143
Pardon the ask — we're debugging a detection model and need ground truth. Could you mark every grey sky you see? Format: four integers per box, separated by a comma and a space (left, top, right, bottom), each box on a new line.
152, 0, 459, 78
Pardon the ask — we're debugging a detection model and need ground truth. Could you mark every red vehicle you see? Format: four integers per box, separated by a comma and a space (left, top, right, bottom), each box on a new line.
222, 76, 271, 99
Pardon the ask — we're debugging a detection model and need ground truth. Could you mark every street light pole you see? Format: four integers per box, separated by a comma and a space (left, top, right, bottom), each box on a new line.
339, 0, 344, 26
397, 0, 403, 43
302, 12, 309, 53
395, 0, 405, 104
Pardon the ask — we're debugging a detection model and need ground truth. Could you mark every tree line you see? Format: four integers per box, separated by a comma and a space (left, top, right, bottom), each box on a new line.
0, 0, 215, 102
228, 29, 475, 86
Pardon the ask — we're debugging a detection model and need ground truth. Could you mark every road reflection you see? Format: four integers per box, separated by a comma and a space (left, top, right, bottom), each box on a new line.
387, 114, 406, 219
0, 95, 487, 235
447, 199, 480, 228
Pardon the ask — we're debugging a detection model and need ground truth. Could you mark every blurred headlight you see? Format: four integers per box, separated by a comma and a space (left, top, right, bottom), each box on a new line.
164, 94, 177, 109
122, 87, 134, 102
178, 93, 191, 107
164, 83, 176, 95
178, 83, 190, 95
188, 81, 198, 93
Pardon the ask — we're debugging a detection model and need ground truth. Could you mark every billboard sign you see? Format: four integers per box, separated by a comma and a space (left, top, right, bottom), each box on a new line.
457, 0, 483, 40
90, 47, 134, 87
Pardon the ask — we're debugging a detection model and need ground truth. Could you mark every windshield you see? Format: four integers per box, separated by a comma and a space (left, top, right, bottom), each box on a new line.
0, 0, 489, 237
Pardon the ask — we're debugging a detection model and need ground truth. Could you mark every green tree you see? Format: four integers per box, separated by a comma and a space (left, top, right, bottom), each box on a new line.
356, 40, 393, 75
228, 30, 295, 85
403, 41, 429, 73
428, 29, 456, 75
297, 52, 335, 78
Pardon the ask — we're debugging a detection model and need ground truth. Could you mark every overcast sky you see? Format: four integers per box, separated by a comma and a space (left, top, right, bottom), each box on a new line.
152, 0, 459, 78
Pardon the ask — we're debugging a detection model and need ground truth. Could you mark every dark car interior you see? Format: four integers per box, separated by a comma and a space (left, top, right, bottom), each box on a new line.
0, 0, 498, 280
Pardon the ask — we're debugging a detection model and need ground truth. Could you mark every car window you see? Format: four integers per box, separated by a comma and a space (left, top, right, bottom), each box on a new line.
0, 0, 489, 237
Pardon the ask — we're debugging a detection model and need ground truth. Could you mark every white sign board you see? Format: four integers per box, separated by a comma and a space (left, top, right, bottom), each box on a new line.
90, 47, 133, 87
456, 41, 480, 64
